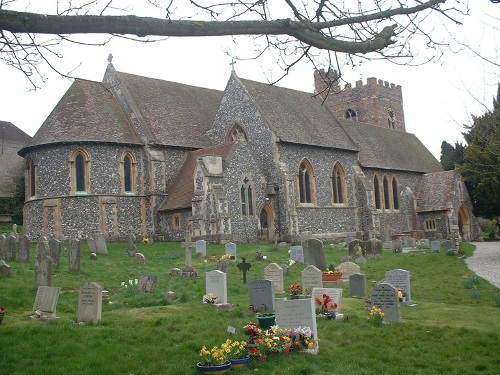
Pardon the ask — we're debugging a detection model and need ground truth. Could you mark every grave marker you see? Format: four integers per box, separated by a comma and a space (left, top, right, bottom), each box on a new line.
87, 236, 97, 253
336, 261, 361, 280
302, 238, 326, 271
225, 242, 237, 260
48, 236, 61, 267
301, 265, 322, 296
33, 286, 60, 319
349, 273, 366, 297
443, 240, 453, 251
237, 257, 251, 283
431, 240, 441, 253
196, 240, 207, 257
385, 268, 412, 304
264, 263, 284, 293
289, 246, 304, 263
0, 259, 11, 275
95, 233, 108, 255
248, 279, 274, 312
77, 282, 103, 323
311, 287, 342, 313
126, 232, 137, 257
137, 275, 158, 292
68, 239, 81, 271
206, 270, 227, 304
18, 234, 30, 263
370, 282, 402, 324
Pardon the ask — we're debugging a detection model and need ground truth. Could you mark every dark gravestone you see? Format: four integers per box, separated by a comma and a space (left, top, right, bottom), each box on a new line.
248, 279, 274, 312
302, 238, 326, 271
137, 275, 158, 292
48, 237, 61, 268
349, 273, 366, 297
34, 238, 52, 289
237, 257, 251, 283
6, 234, 16, 261
18, 234, 31, 263
68, 239, 81, 271
348, 239, 364, 258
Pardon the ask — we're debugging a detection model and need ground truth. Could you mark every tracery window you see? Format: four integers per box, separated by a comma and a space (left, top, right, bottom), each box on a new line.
332, 162, 347, 205
383, 175, 391, 210
26, 156, 36, 198
121, 152, 136, 193
392, 175, 400, 210
298, 159, 315, 204
70, 149, 90, 194
374, 174, 381, 210
240, 176, 255, 217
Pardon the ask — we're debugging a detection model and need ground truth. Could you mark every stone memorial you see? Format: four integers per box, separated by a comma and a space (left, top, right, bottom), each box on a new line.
344, 237, 354, 245
355, 256, 367, 264
301, 265, 322, 296
196, 240, 207, 257
385, 268, 412, 304
217, 259, 230, 273
403, 237, 416, 248
443, 240, 453, 251
95, 233, 108, 255
431, 240, 441, 253
33, 286, 60, 319
416, 239, 429, 248
289, 246, 304, 263
48, 236, 61, 267
336, 261, 361, 280
68, 239, 81, 271
370, 282, 402, 324
302, 238, 326, 271
5, 234, 16, 261
264, 263, 284, 293
349, 273, 366, 297
135, 252, 145, 264
206, 270, 227, 304
0, 233, 6, 260
237, 257, 251, 283
34, 238, 52, 289
77, 282, 103, 323
126, 232, 137, 257
248, 279, 274, 312
392, 239, 403, 253
366, 238, 382, 258
87, 236, 97, 254
311, 287, 342, 313
18, 234, 30, 263
137, 275, 158, 292
348, 239, 364, 258
225, 242, 237, 260
0, 259, 11, 275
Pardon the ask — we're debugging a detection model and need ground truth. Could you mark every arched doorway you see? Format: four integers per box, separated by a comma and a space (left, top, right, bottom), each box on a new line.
258, 205, 274, 242
458, 205, 470, 241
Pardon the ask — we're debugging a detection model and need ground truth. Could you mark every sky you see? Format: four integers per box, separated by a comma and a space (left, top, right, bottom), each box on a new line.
0, 1, 498, 160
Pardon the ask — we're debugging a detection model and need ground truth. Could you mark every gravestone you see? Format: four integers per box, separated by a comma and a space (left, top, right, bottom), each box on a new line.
48, 236, 61, 267
18, 234, 30, 263
366, 238, 382, 258
392, 239, 403, 253
274, 298, 318, 354
385, 269, 412, 304
341, 256, 352, 263
206, 270, 227, 304
417, 239, 429, 248
248, 279, 274, 312
237, 257, 251, 283
135, 253, 145, 264
34, 238, 52, 289
302, 238, 326, 271
349, 273, 366, 297
95, 233, 108, 255
196, 240, 207, 257
33, 286, 60, 319
181, 237, 195, 268
311, 287, 342, 312
443, 240, 453, 251
289, 246, 304, 263
281, 264, 289, 276
344, 237, 354, 245
348, 239, 364, 258
5, 233, 16, 261
77, 282, 103, 323
301, 265, 323, 296
87, 236, 97, 254
137, 275, 158, 292
336, 261, 361, 280
264, 263, 284, 293
225, 242, 237, 260
0, 259, 11, 275
403, 237, 416, 248
217, 259, 230, 273
370, 282, 402, 324
355, 256, 367, 264
90, 252, 97, 260
126, 232, 137, 257
0, 233, 6, 260
68, 239, 81, 271
431, 240, 441, 253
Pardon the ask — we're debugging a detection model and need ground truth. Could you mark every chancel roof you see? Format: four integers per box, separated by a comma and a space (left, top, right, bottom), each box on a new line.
416, 170, 457, 212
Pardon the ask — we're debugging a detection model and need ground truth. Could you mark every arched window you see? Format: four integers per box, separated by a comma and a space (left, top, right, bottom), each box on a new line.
392, 175, 400, 210
383, 175, 391, 210
227, 123, 248, 142
70, 149, 90, 194
332, 162, 346, 205
374, 175, 381, 210
345, 108, 357, 120
240, 176, 254, 217
26, 156, 36, 198
121, 152, 136, 193
298, 159, 315, 204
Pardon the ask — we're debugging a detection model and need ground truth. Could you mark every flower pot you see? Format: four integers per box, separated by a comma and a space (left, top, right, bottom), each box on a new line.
256, 314, 276, 330
196, 362, 231, 374
255, 355, 267, 362
230, 356, 251, 369
0, 312, 5, 324
322, 273, 342, 282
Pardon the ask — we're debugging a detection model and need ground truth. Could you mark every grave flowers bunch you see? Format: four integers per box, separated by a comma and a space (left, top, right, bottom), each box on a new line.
220, 253, 231, 260
223, 339, 249, 360
261, 327, 291, 354
242, 322, 261, 337
368, 306, 384, 326
289, 283, 301, 295
292, 326, 317, 350
314, 293, 338, 314
121, 279, 139, 294
203, 293, 220, 304
198, 344, 229, 366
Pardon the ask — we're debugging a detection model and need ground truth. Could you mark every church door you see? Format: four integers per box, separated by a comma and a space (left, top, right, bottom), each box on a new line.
458, 205, 470, 241
258, 206, 274, 242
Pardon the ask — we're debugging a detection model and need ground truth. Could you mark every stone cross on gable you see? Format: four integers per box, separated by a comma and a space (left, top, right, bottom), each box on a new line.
181, 236, 196, 268
237, 257, 251, 284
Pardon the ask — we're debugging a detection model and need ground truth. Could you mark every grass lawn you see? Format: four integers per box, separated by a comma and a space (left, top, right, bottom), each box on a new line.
1, 238, 499, 375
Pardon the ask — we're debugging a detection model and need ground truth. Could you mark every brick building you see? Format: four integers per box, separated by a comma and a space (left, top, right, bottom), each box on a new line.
18, 62, 480, 243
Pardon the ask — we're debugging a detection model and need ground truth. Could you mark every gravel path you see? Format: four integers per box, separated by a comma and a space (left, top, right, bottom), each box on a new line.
465, 241, 500, 289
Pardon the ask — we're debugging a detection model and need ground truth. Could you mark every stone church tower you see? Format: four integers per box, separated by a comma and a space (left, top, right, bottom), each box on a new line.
314, 69, 406, 131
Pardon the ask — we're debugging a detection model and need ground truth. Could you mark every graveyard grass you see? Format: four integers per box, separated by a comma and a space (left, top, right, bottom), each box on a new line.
1, 239, 499, 375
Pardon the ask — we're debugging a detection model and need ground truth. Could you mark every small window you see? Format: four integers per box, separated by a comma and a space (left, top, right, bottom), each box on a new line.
173, 213, 181, 229
383, 175, 391, 210
26, 156, 36, 198
332, 162, 347, 205
70, 149, 90, 194
121, 152, 136, 193
227, 123, 248, 142
298, 159, 315, 204
374, 175, 381, 209
392, 176, 399, 210
425, 219, 437, 231
240, 176, 255, 217
345, 108, 357, 120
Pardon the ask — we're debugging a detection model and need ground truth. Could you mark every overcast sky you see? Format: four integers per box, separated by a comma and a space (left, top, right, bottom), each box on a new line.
0, 1, 498, 159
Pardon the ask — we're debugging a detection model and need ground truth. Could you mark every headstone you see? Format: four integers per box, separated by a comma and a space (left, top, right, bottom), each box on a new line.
302, 238, 326, 271
443, 240, 453, 251
34, 238, 52, 289
181, 237, 195, 268
348, 239, 364, 258
95, 233, 108, 255
0, 233, 6, 260
403, 237, 416, 248
77, 282, 103, 323
431, 240, 441, 253
18, 234, 30, 263
237, 257, 251, 283
355, 256, 367, 264
370, 282, 402, 324
248, 279, 274, 312
68, 239, 81, 271
90, 252, 97, 260
311, 287, 342, 312
344, 237, 354, 245
6, 233, 16, 261
385, 269, 412, 304
366, 238, 382, 258
349, 273, 366, 297
135, 253, 145, 264
225, 242, 237, 260
392, 239, 402, 253
196, 240, 207, 257
341, 256, 352, 262
336, 261, 361, 280
206, 270, 227, 304
126, 232, 137, 257
274, 298, 318, 353
281, 264, 289, 276
165, 291, 177, 300
217, 259, 230, 273
264, 263, 284, 293
301, 265, 322, 296
289, 245, 304, 263
48, 236, 61, 267
0, 259, 11, 275
33, 286, 60, 319
87, 236, 97, 253
137, 275, 158, 292
416, 238, 429, 248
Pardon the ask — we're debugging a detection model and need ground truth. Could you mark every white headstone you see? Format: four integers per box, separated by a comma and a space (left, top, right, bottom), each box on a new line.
264, 263, 284, 293
78, 282, 103, 323
301, 265, 322, 296
196, 240, 207, 257
290, 246, 304, 263
206, 270, 227, 304
225, 242, 237, 260
311, 287, 342, 312
370, 282, 402, 324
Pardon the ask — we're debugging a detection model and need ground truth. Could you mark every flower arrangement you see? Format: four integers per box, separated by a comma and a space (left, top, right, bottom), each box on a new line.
121, 279, 139, 293
203, 293, 220, 304
220, 253, 231, 260
288, 326, 317, 350
397, 288, 407, 302
198, 344, 229, 366
314, 293, 338, 314
141, 237, 149, 244
222, 339, 249, 360
367, 306, 385, 326
289, 283, 301, 295
242, 322, 261, 337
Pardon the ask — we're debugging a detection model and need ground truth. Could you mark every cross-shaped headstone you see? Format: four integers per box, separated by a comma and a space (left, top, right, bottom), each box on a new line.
237, 257, 251, 284
181, 237, 195, 268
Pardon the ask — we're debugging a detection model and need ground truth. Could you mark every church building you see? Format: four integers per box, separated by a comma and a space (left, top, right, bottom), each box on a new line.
18, 61, 480, 243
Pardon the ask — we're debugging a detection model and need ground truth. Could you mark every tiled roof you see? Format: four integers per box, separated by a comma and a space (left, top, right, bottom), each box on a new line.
337, 118, 443, 173
20, 79, 141, 153
238, 78, 358, 151
159, 142, 235, 211
0, 121, 32, 146
116, 72, 223, 148
416, 170, 456, 212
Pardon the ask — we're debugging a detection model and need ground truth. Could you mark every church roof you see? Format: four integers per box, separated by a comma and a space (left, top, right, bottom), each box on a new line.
337, 118, 443, 173
20, 79, 141, 153
238, 78, 358, 151
416, 170, 457, 212
159, 142, 235, 211
115, 71, 223, 148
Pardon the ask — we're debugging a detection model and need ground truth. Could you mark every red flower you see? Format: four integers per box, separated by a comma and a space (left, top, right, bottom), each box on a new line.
0, 306, 4, 312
